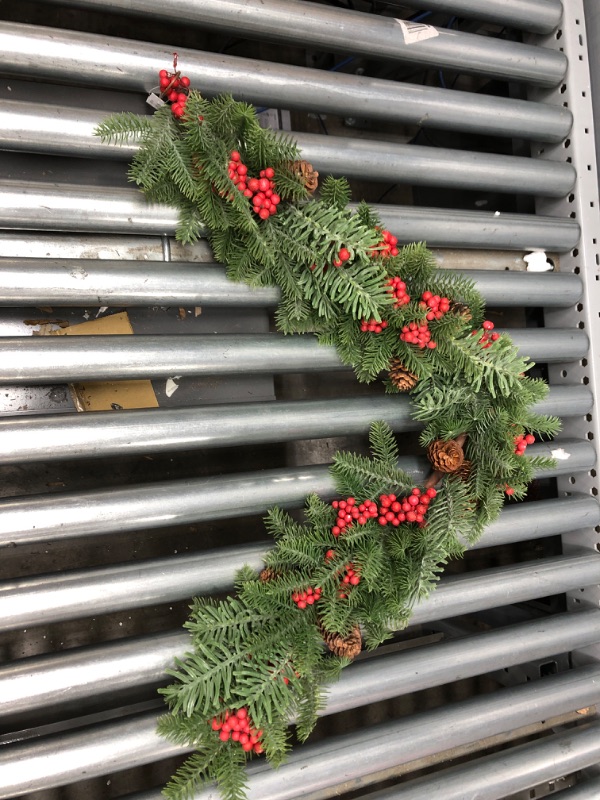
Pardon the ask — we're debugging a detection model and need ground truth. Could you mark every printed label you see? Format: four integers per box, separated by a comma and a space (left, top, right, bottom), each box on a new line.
146, 91, 166, 110
396, 19, 439, 45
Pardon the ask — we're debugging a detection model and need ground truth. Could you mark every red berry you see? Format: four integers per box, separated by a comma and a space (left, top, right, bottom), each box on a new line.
339, 247, 351, 262
180, 76, 190, 87
231, 151, 241, 162
271, 194, 281, 205
482, 320, 494, 330
254, 743, 264, 754
525, 434, 535, 445
159, 69, 168, 79
258, 178, 270, 192
219, 730, 230, 741
259, 208, 270, 220
265, 167, 275, 179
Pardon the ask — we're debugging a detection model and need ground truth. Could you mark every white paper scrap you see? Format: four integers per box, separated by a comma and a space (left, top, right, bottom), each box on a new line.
551, 448, 571, 460
524, 251, 553, 272
146, 90, 166, 110
96, 306, 108, 317
396, 19, 439, 45
165, 377, 181, 398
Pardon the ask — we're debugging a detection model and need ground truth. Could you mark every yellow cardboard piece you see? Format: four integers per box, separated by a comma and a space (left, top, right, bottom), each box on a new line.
47, 312, 159, 412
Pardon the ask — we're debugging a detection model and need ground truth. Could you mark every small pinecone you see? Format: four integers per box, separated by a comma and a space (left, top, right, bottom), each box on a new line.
318, 621, 362, 659
427, 438, 465, 472
388, 358, 418, 392
451, 302, 472, 322
453, 459, 472, 481
289, 160, 319, 193
259, 567, 280, 582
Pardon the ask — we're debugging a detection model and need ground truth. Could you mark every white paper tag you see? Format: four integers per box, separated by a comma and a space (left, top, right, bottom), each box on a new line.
166, 377, 181, 398
551, 447, 571, 460
396, 19, 439, 45
147, 92, 166, 110
524, 251, 553, 272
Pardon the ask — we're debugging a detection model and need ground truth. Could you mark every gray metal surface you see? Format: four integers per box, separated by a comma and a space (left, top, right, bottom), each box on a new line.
0, 260, 582, 307
361, 722, 600, 800
2, 609, 598, 728
32, 0, 567, 87
0, 328, 586, 384
555, 777, 600, 797
0, 456, 593, 547
7, 664, 600, 800
0, 22, 573, 141
533, 0, 600, 644
0, 99, 577, 197
0, 179, 580, 251
1, 551, 598, 635
398, 0, 563, 34
0, 387, 590, 465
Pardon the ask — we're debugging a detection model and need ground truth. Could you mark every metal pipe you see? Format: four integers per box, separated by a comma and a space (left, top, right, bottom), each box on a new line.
292, 131, 576, 197
408, 553, 600, 627
0, 548, 597, 634
356, 722, 600, 800
370, 204, 581, 253
395, 0, 563, 34
4, 664, 600, 800
0, 387, 590, 466
2, 608, 599, 728
0, 179, 580, 252
0, 329, 586, 384
0, 450, 592, 548
0, 260, 582, 308
0, 99, 576, 198
0, 22, 572, 142
29, 0, 567, 87
0, 542, 267, 633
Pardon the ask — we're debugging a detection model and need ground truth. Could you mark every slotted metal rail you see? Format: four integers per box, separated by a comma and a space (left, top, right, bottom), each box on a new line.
0, 1, 599, 798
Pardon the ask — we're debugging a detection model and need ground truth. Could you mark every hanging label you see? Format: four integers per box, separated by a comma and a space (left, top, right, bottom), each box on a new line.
396, 19, 439, 45
146, 89, 166, 110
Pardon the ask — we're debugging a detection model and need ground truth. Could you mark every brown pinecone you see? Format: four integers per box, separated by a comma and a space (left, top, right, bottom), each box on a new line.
451, 302, 472, 322
388, 358, 418, 392
453, 459, 472, 481
427, 438, 465, 472
259, 567, 280, 582
318, 621, 362, 659
289, 160, 319, 193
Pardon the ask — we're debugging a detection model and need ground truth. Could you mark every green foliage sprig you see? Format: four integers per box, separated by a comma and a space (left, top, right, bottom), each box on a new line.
96, 88, 560, 800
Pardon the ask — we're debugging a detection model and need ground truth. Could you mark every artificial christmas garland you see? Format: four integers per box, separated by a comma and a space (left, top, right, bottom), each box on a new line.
96, 60, 560, 800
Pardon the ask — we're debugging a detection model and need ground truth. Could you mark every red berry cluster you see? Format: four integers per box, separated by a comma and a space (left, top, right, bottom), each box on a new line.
360, 318, 388, 334
471, 320, 500, 349
332, 247, 352, 268
400, 320, 436, 349
291, 586, 322, 608
386, 277, 410, 308
514, 433, 535, 455
338, 562, 361, 599
370, 228, 399, 258
331, 497, 378, 537
419, 291, 450, 321
211, 708, 264, 754
378, 487, 437, 527
158, 68, 191, 119
227, 153, 280, 220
